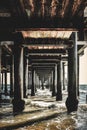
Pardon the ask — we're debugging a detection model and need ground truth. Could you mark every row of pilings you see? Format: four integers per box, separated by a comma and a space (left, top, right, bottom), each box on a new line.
0, 33, 79, 114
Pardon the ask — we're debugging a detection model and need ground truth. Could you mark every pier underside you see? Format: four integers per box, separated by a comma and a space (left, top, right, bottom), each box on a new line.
0, 0, 87, 129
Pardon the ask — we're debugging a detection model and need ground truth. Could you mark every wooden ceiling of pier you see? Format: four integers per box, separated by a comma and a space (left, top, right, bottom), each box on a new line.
0, 0, 87, 29
0, 0, 87, 71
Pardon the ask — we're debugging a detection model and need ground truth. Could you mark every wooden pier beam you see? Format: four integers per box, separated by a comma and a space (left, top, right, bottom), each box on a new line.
52, 68, 56, 97
56, 59, 62, 101
31, 68, 35, 96
12, 45, 25, 114
66, 33, 78, 113
77, 54, 80, 96
4, 56, 7, 95
23, 55, 29, 98
5, 70, 7, 95
62, 62, 65, 90
0, 47, 2, 101
1, 72, 4, 91
10, 55, 14, 97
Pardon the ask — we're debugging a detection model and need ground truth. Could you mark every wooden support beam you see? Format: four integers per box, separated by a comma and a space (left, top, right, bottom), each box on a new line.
56, 61, 62, 101
30, 60, 59, 64
31, 68, 35, 96
10, 55, 14, 97
2, 45, 13, 55
29, 55, 60, 59
78, 44, 87, 54
66, 32, 78, 113
0, 47, 2, 100
27, 49, 66, 54
61, 0, 74, 18
12, 45, 25, 113
32, 64, 55, 67
24, 38, 73, 47
72, 0, 86, 17
18, 28, 77, 31
52, 68, 56, 97
29, 55, 68, 61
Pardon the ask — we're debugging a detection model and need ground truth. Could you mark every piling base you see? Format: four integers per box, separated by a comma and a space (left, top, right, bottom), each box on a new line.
12, 99, 25, 114
65, 97, 78, 114
52, 92, 56, 97
56, 95, 62, 101
31, 93, 35, 96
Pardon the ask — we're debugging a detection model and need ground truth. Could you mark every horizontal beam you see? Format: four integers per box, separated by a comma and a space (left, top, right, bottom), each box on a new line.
18, 28, 77, 31
33, 67, 54, 70
27, 49, 66, 54
77, 41, 87, 45
30, 60, 59, 64
31, 63, 56, 65
29, 55, 60, 60
24, 38, 73, 46
32, 65, 54, 68
29, 55, 68, 60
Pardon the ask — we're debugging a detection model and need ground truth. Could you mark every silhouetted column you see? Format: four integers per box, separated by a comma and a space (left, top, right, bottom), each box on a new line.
52, 68, 56, 97
66, 33, 78, 113
34, 71, 37, 92
28, 70, 31, 90
55, 64, 57, 93
12, 45, 25, 113
56, 61, 62, 101
0, 47, 2, 100
50, 72, 53, 91
77, 55, 79, 96
27, 69, 31, 95
1, 72, 4, 91
42, 77, 44, 90
39, 78, 41, 89
63, 62, 65, 90
10, 55, 14, 97
5, 70, 7, 95
48, 76, 50, 90
31, 68, 35, 96
5, 56, 7, 95
23, 55, 28, 98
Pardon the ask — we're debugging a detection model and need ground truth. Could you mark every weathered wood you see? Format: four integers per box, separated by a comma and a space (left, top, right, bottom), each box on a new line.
66, 33, 78, 113
31, 68, 35, 96
1, 72, 4, 90
61, 0, 74, 18
18, 28, 77, 31
4, 56, 7, 95
27, 49, 66, 54
56, 59, 62, 101
24, 38, 73, 47
12, 45, 25, 113
10, 55, 14, 97
72, 0, 86, 17
23, 53, 27, 98
30, 60, 60, 64
13, 45, 24, 99
62, 62, 65, 90
0, 47, 2, 100
52, 68, 56, 97
77, 54, 80, 96
23, 56, 29, 98
0, 0, 86, 29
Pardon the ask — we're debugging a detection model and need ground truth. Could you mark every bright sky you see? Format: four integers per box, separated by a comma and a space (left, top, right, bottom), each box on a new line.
80, 47, 87, 85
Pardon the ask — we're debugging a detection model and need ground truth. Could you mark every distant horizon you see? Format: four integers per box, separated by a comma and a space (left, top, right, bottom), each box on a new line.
80, 47, 87, 84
